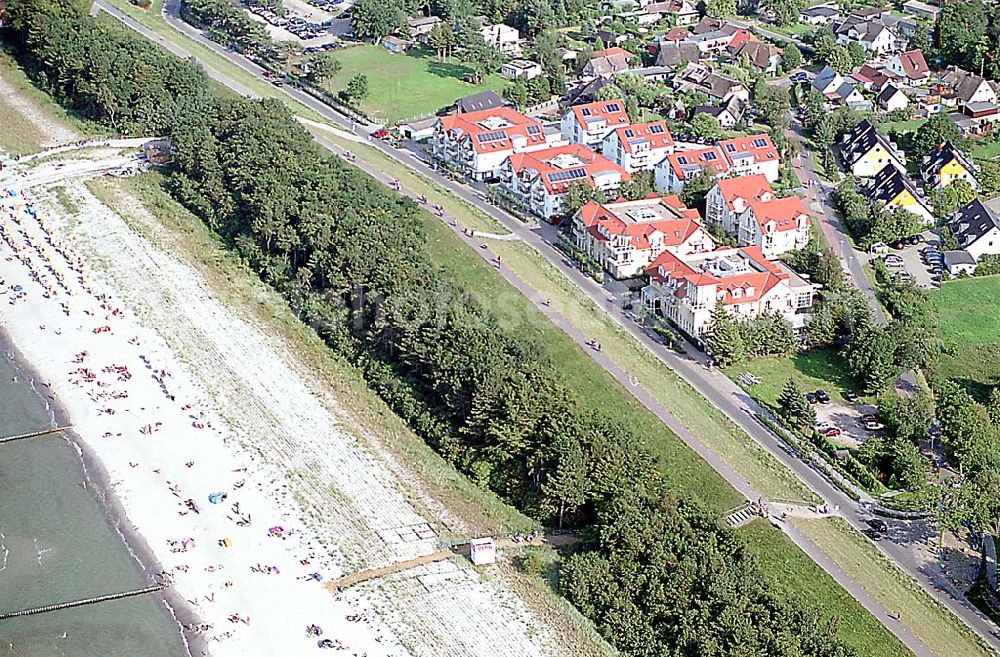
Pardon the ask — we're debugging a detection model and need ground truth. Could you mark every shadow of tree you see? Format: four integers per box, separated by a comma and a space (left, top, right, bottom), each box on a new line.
425, 59, 477, 81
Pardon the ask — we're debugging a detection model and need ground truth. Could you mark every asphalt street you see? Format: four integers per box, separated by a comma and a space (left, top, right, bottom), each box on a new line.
89, 3, 1000, 652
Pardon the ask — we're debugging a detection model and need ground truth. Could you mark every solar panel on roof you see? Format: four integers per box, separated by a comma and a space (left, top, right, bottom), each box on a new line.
650, 124, 665, 134
752, 138, 768, 148
703, 151, 718, 161
677, 156, 687, 165
477, 131, 508, 143
725, 143, 736, 152
605, 102, 622, 112
526, 125, 541, 134
624, 129, 634, 138
548, 168, 588, 183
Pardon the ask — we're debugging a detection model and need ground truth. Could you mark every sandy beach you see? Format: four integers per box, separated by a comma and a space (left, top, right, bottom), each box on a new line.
0, 152, 563, 657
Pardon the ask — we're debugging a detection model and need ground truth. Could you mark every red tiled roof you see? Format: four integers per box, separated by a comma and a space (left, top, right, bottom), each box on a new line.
897, 49, 930, 80
718, 133, 779, 166
507, 143, 630, 195
727, 28, 760, 51
748, 195, 809, 233
578, 195, 703, 249
665, 146, 730, 180
664, 27, 689, 42
592, 47, 636, 60
645, 246, 789, 304
715, 173, 772, 210
439, 107, 545, 155
569, 99, 631, 129
611, 121, 675, 153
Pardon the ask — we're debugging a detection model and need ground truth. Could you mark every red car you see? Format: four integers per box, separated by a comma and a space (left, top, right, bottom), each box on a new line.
820, 426, 842, 438
370, 128, 390, 140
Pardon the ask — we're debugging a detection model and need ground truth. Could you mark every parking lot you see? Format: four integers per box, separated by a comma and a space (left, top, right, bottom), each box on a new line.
868, 230, 941, 290
241, 0, 349, 46
814, 399, 879, 448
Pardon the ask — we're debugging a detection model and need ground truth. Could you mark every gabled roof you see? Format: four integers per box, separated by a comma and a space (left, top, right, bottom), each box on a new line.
732, 40, 782, 69
715, 174, 773, 210
592, 47, 635, 61
586, 53, 632, 77
506, 143, 630, 194
941, 66, 994, 103
863, 163, 921, 206
727, 29, 759, 51
455, 90, 505, 113
922, 141, 978, 182
657, 41, 702, 67
801, 5, 839, 17
609, 121, 675, 153
718, 133, 779, 167
567, 99, 631, 129
748, 195, 808, 233
877, 83, 907, 105
947, 199, 1000, 249
692, 16, 728, 34
665, 146, 731, 181
895, 49, 930, 80
577, 195, 704, 250
439, 107, 545, 154
841, 119, 901, 166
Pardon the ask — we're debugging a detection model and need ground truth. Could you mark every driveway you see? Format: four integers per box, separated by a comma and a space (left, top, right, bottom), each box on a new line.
815, 401, 877, 449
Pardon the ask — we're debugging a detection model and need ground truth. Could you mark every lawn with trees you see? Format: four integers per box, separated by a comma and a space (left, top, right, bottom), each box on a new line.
315, 44, 509, 123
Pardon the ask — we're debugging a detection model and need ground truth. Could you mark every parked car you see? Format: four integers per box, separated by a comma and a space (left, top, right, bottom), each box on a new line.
861, 414, 879, 423
870, 242, 889, 255
863, 420, 885, 431
843, 390, 860, 402
884, 254, 904, 267
806, 392, 817, 404
867, 518, 888, 533
790, 71, 808, 82
820, 426, 842, 437
370, 128, 390, 140
864, 527, 883, 541
815, 389, 831, 404
905, 234, 922, 245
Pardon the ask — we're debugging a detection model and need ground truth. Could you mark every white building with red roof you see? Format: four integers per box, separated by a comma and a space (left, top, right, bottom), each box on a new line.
600, 121, 676, 172
641, 246, 815, 338
654, 134, 781, 193
560, 99, 632, 148
705, 174, 810, 258
431, 107, 565, 181
497, 144, 630, 220
572, 194, 714, 278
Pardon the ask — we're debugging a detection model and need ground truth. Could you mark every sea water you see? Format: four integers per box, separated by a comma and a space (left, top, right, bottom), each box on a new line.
0, 350, 188, 656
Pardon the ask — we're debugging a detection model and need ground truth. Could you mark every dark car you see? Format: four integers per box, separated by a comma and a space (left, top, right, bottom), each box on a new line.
892, 240, 906, 250
806, 392, 818, 404
867, 518, 888, 533
905, 234, 921, 245
843, 390, 860, 402
864, 527, 883, 541
815, 389, 831, 404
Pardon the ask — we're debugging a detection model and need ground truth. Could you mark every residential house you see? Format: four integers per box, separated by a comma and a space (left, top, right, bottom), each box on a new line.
691, 97, 746, 129
922, 141, 981, 190
656, 41, 702, 70
840, 119, 906, 177
940, 66, 999, 108
812, 66, 867, 107
601, 121, 676, 172
583, 47, 636, 78
431, 107, 564, 180
654, 133, 780, 193
800, 5, 840, 25
862, 163, 935, 225
497, 144, 631, 220
706, 175, 810, 258
481, 23, 521, 56
946, 199, 1000, 267
625, 66, 674, 83
454, 90, 506, 113
406, 15, 441, 41
565, 77, 614, 105
673, 64, 750, 103
902, 0, 939, 20
500, 59, 543, 80
381, 36, 412, 53
887, 49, 931, 86
642, 0, 699, 24
731, 40, 783, 74
877, 83, 909, 112
854, 64, 890, 92
689, 25, 742, 54
835, 16, 899, 54
560, 99, 631, 148
573, 195, 714, 278
641, 246, 815, 338
691, 16, 728, 34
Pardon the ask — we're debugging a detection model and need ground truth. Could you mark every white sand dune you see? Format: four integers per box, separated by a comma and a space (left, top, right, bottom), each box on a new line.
0, 166, 564, 657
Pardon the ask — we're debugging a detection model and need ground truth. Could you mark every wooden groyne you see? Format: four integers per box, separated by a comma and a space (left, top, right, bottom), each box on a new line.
0, 425, 72, 444
0, 584, 165, 619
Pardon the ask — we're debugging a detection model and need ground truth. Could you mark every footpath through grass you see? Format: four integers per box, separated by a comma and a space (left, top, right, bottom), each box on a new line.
319, 44, 508, 124
744, 520, 911, 657
793, 517, 996, 657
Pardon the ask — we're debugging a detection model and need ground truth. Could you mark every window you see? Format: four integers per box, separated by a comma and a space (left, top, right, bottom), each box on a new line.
703, 151, 718, 162
725, 143, 737, 153
677, 156, 687, 165
526, 125, 541, 135
582, 108, 591, 116
624, 129, 634, 138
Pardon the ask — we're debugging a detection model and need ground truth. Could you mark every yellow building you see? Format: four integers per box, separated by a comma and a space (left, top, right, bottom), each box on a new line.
922, 141, 980, 190
841, 119, 906, 178
864, 164, 935, 225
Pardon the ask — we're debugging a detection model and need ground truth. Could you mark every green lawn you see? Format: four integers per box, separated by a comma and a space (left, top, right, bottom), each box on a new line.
744, 521, 911, 657
971, 137, 1000, 161
765, 21, 816, 37
725, 348, 860, 411
933, 276, 1000, 346
793, 517, 996, 657
881, 118, 927, 135
320, 44, 509, 124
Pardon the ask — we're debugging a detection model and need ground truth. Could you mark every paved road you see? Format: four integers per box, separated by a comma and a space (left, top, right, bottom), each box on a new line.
92, 3, 1000, 652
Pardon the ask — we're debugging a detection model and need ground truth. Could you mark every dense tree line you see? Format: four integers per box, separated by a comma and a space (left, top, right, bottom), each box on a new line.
180, 0, 277, 60
2, 3, 869, 655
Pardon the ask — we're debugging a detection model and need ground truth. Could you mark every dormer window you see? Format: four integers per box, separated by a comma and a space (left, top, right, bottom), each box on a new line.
733, 288, 742, 298
746, 286, 754, 297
